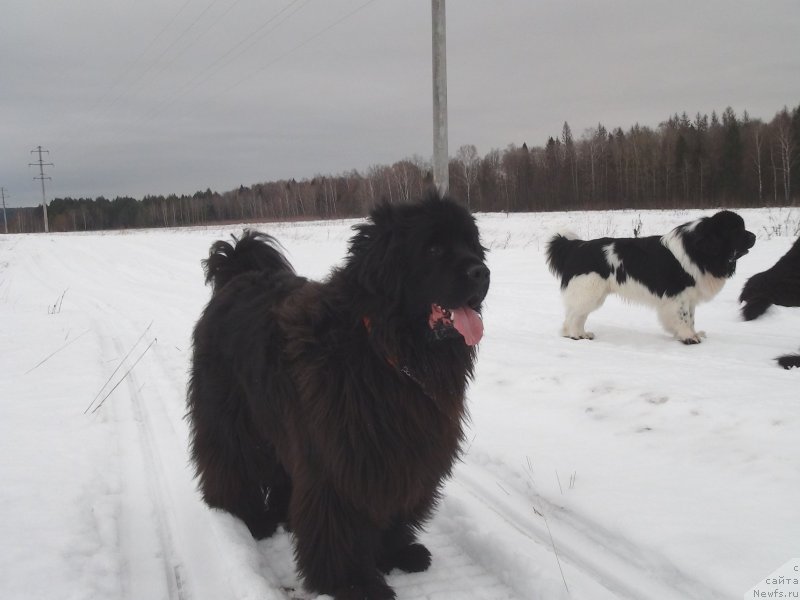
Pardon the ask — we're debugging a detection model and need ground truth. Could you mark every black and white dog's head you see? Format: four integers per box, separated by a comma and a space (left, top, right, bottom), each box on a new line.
669, 210, 756, 279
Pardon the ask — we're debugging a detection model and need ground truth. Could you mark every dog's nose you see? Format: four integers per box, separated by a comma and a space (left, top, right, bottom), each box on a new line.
467, 264, 490, 284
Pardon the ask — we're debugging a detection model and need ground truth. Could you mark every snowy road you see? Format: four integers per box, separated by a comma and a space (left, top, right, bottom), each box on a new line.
2, 208, 798, 600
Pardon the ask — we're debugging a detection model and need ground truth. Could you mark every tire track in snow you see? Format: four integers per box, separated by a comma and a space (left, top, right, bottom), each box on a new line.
103, 332, 192, 600
97, 323, 292, 600
451, 457, 727, 600
45, 241, 272, 599
45, 234, 295, 600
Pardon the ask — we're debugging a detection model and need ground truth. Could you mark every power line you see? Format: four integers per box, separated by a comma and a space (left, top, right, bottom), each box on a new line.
46, 0, 195, 146
95, 0, 195, 109
104, 0, 225, 114
125, 0, 376, 133
59, 0, 308, 150
58, 0, 232, 153
222, 0, 381, 96
29, 146, 53, 233
136, 0, 312, 124
116, 0, 226, 103
134, 0, 250, 93
57, 0, 381, 176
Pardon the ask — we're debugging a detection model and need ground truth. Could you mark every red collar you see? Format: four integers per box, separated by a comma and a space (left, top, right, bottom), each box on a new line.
362, 316, 435, 400
362, 316, 398, 367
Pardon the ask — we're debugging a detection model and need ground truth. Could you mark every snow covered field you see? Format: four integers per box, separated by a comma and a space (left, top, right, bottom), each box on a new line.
1, 207, 798, 600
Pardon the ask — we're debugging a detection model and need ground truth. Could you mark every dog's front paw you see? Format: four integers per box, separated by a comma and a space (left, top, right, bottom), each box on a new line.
393, 543, 432, 573
379, 542, 432, 574
566, 331, 594, 340
777, 354, 800, 369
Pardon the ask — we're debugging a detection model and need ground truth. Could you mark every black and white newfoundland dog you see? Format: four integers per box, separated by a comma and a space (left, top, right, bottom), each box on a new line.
739, 235, 800, 369
546, 211, 755, 344
187, 194, 490, 600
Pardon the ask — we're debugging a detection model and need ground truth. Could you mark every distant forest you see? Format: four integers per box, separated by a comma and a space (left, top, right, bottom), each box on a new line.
6, 103, 799, 233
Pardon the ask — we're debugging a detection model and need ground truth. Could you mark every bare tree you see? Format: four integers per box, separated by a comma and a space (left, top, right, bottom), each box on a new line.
410, 154, 431, 198
456, 144, 480, 209
582, 125, 606, 205
562, 122, 579, 206
391, 161, 420, 203
775, 109, 796, 202
770, 143, 779, 205
752, 123, 765, 202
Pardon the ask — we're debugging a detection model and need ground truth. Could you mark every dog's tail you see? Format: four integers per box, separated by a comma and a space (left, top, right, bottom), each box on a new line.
545, 231, 580, 282
739, 272, 774, 320
203, 230, 294, 292
740, 236, 800, 320
777, 352, 800, 370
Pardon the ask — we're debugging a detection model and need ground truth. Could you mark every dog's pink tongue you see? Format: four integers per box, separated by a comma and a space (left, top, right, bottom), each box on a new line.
451, 307, 484, 346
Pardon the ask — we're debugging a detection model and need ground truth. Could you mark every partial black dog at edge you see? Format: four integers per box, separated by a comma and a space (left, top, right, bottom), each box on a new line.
739, 235, 800, 369
186, 192, 490, 600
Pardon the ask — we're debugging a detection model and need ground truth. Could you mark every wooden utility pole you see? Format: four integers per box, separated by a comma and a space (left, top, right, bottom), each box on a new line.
432, 0, 448, 195
29, 146, 52, 233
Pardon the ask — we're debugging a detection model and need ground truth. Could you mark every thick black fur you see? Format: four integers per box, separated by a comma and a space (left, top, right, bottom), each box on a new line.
739, 236, 800, 368
187, 194, 490, 600
739, 236, 800, 320
777, 353, 800, 369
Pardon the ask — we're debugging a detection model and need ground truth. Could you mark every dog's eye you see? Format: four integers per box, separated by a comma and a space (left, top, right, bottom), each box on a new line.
427, 244, 444, 257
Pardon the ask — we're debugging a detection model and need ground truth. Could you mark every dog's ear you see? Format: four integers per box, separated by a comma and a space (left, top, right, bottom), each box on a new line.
690, 218, 723, 256
348, 203, 394, 267
696, 234, 722, 256
369, 201, 395, 229
346, 203, 403, 298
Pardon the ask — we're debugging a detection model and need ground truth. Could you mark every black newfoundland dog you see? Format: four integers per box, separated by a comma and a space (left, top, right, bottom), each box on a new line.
739, 235, 800, 369
546, 211, 755, 343
187, 194, 490, 599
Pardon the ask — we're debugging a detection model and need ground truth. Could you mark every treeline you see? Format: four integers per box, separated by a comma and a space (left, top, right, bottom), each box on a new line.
6, 103, 799, 233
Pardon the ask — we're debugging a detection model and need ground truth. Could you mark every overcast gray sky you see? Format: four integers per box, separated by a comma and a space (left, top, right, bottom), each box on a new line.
2, 0, 799, 206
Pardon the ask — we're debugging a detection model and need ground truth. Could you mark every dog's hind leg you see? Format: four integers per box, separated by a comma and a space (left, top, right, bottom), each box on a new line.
207, 456, 289, 539
192, 416, 290, 539
560, 274, 607, 340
